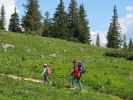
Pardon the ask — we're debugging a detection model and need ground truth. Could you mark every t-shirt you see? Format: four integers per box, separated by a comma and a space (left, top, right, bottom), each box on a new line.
43, 67, 48, 75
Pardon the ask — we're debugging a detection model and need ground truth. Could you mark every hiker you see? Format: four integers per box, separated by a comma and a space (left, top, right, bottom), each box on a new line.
70, 59, 84, 90
42, 64, 52, 84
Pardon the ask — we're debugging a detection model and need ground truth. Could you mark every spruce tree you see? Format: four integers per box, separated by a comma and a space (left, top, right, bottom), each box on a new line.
22, 0, 42, 34
68, 0, 79, 40
42, 11, 52, 37
96, 33, 100, 47
8, 8, 20, 32
128, 39, 133, 50
0, 5, 5, 30
107, 5, 121, 48
78, 4, 90, 43
53, 0, 68, 38
123, 34, 127, 49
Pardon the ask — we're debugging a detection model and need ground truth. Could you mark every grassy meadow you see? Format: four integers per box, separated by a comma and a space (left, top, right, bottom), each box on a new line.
0, 30, 133, 100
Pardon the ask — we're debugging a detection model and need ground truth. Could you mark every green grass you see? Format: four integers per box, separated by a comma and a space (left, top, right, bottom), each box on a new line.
0, 30, 133, 100
0, 76, 121, 100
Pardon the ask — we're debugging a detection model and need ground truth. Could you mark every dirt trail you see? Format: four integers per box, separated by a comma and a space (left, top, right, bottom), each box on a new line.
0, 74, 43, 83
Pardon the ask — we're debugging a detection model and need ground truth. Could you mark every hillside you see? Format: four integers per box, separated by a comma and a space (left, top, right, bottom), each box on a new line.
0, 30, 133, 100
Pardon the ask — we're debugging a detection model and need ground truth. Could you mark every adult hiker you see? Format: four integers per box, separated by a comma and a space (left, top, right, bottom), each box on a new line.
42, 64, 52, 84
70, 59, 84, 90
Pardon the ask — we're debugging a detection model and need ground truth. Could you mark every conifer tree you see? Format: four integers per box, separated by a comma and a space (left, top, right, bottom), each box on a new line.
68, 0, 79, 40
128, 39, 133, 50
53, 0, 68, 38
107, 5, 121, 48
22, 0, 42, 34
0, 5, 5, 30
42, 11, 52, 37
96, 33, 100, 47
123, 34, 127, 49
78, 4, 90, 43
8, 8, 20, 32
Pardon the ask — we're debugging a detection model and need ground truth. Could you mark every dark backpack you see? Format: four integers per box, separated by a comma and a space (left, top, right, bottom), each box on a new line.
79, 63, 86, 74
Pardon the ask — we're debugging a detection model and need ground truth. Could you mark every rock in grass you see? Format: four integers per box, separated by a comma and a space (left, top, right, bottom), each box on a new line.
40, 54, 44, 58
49, 53, 57, 57
80, 47, 85, 52
63, 49, 67, 53
1, 43, 15, 52
26, 48, 31, 53
129, 73, 133, 81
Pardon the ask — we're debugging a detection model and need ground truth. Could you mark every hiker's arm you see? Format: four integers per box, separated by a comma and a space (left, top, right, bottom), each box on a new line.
42, 68, 47, 75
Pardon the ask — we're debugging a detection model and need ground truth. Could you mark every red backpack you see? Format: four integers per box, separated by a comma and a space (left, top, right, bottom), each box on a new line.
47, 67, 52, 75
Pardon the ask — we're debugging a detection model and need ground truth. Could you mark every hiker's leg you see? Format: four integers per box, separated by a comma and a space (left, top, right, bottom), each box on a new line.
43, 75, 46, 83
43, 74, 49, 84
70, 76, 76, 88
46, 75, 49, 84
71, 76, 75, 87
73, 77, 78, 88
77, 78, 82, 90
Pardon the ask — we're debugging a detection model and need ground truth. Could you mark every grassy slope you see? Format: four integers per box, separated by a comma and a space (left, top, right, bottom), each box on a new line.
0, 31, 133, 100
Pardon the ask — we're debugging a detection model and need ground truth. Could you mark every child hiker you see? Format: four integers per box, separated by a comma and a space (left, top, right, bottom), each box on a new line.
42, 64, 52, 84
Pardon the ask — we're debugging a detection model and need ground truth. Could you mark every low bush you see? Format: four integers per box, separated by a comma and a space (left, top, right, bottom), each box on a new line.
105, 49, 127, 58
127, 52, 133, 60
105, 49, 133, 61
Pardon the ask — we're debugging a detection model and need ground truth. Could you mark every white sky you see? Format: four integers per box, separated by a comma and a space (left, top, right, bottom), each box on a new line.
0, 0, 15, 30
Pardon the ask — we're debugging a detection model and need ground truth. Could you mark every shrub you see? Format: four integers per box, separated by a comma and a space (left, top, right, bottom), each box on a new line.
105, 49, 127, 58
105, 49, 133, 61
127, 53, 133, 61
